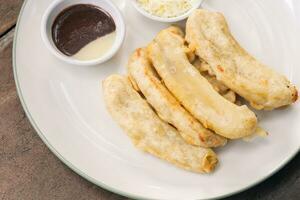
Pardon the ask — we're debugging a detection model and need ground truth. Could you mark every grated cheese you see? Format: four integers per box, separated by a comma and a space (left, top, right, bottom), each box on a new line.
137, 0, 192, 18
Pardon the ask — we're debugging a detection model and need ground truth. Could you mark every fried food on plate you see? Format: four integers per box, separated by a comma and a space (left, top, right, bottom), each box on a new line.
103, 75, 218, 173
193, 58, 268, 139
147, 26, 257, 139
127, 48, 227, 147
193, 58, 237, 103
186, 9, 298, 110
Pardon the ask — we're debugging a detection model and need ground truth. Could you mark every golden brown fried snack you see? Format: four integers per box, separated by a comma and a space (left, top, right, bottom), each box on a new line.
193, 58, 269, 139
147, 26, 257, 139
186, 9, 298, 110
103, 75, 217, 173
193, 58, 236, 103
127, 48, 227, 147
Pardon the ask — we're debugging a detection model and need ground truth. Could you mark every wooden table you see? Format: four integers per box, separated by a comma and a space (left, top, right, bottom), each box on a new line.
0, 1, 299, 199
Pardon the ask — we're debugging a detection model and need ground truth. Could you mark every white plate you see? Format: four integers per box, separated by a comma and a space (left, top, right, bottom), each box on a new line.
13, 0, 300, 199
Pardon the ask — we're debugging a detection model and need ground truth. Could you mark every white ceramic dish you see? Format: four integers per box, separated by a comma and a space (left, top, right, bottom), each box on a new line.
41, 0, 125, 66
131, 0, 203, 23
14, 0, 300, 199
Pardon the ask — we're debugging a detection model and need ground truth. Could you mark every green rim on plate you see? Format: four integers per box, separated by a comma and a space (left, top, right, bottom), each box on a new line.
12, 1, 300, 199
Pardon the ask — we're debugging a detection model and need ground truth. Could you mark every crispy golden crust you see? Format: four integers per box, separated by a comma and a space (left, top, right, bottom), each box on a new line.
147, 26, 257, 139
103, 75, 218, 173
186, 9, 298, 110
127, 48, 227, 147
193, 58, 237, 103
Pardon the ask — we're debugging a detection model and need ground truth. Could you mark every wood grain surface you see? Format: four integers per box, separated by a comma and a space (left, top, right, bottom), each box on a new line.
0, 1, 299, 200
0, 0, 23, 36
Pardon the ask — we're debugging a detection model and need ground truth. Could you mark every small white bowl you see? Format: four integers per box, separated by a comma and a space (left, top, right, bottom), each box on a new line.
41, 0, 126, 66
131, 0, 203, 23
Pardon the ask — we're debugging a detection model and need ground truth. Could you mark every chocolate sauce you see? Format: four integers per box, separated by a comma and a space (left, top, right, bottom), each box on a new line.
52, 4, 116, 56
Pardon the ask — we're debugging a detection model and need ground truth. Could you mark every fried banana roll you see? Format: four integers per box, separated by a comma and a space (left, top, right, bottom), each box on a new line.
186, 9, 298, 110
127, 48, 227, 147
103, 75, 218, 173
147, 26, 257, 139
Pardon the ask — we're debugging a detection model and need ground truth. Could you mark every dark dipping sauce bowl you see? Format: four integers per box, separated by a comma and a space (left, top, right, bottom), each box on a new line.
41, 0, 125, 66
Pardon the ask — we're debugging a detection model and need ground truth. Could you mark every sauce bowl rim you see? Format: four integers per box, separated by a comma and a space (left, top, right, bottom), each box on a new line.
41, 0, 126, 66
